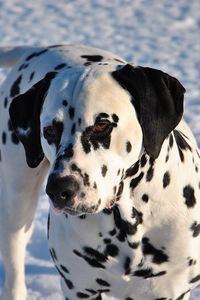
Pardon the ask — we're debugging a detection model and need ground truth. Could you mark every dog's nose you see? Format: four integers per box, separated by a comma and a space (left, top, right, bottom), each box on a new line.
46, 174, 80, 207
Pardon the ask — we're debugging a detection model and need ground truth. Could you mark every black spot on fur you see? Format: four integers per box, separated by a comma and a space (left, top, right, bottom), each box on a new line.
73, 249, 106, 269
18, 63, 29, 71
163, 171, 170, 188
132, 207, 143, 225
2, 132, 6, 144
64, 278, 74, 290
85, 288, 97, 295
71, 163, 81, 174
103, 238, 111, 244
84, 62, 92, 66
10, 75, 22, 97
130, 172, 144, 190
71, 123, 76, 135
188, 257, 196, 266
113, 206, 138, 241
54, 264, 73, 289
83, 173, 90, 187
4, 97, 8, 108
54, 63, 67, 70
97, 288, 110, 294
133, 268, 166, 279
116, 181, 124, 201
114, 58, 125, 63
60, 264, 69, 273
64, 143, 74, 159
113, 185, 117, 194
109, 228, 117, 236
77, 292, 90, 298
165, 153, 169, 163
125, 160, 140, 178
84, 247, 107, 263
176, 290, 191, 300
68, 106, 75, 119
142, 193, 149, 203
49, 248, 57, 262
81, 55, 103, 62
105, 244, 119, 257
57, 143, 74, 162
174, 130, 192, 162
183, 185, 196, 208
142, 237, 169, 264
140, 153, 147, 167
112, 114, 119, 123
146, 165, 154, 182
124, 256, 131, 275
101, 165, 107, 177
189, 274, 200, 283
62, 100, 68, 106
128, 241, 140, 249
96, 278, 110, 287
190, 221, 200, 237
18, 64, 24, 71
29, 72, 35, 81
126, 141, 132, 153
25, 49, 48, 61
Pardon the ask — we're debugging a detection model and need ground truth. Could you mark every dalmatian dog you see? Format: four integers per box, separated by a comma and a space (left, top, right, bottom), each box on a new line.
0, 44, 200, 300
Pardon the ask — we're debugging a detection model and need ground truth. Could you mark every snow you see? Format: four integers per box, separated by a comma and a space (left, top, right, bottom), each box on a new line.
0, 0, 200, 299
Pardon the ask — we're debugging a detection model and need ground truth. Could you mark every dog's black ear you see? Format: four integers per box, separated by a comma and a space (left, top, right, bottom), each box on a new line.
112, 64, 185, 158
9, 72, 57, 168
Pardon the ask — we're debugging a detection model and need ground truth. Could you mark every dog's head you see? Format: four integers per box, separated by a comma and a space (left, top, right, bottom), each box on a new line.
9, 64, 185, 215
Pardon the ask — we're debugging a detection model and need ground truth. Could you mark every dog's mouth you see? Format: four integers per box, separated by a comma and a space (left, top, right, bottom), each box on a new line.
49, 197, 116, 216
49, 196, 83, 216
49, 198, 100, 216
52, 205, 82, 216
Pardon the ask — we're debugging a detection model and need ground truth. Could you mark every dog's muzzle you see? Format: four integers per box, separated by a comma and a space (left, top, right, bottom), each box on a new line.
46, 174, 81, 214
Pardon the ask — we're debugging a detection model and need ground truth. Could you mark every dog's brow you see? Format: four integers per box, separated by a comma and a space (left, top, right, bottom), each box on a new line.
96, 113, 109, 119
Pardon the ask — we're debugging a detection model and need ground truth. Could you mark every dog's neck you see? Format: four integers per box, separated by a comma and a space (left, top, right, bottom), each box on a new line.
114, 130, 191, 240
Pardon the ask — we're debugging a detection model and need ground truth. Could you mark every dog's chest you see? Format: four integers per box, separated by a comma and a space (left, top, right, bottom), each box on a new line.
48, 205, 200, 299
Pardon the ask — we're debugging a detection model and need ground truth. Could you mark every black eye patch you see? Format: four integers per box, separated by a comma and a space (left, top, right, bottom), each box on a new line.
95, 113, 119, 127
43, 119, 63, 150
81, 124, 113, 154
95, 113, 109, 122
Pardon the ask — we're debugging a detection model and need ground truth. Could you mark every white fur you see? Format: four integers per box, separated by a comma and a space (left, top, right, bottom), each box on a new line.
0, 44, 199, 300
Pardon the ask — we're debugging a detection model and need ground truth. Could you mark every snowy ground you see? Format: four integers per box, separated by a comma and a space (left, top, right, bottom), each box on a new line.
0, 0, 200, 299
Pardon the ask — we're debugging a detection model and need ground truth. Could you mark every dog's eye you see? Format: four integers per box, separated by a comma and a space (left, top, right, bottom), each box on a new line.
43, 126, 57, 143
92, 121, 111, 135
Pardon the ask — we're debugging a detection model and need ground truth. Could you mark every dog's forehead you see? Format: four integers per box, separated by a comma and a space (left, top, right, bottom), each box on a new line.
80, 68, 134, 124
42, 64, 133, 125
